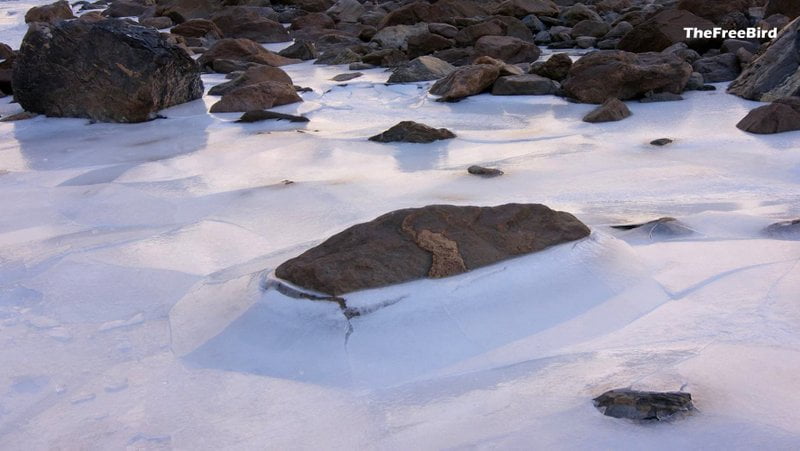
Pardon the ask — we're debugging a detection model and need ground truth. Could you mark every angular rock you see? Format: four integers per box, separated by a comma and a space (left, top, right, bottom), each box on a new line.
407, 32, 453, 59
369, 121, 455, 143
728, 18, 800, 102
531, 53, 572, 81
12, 19, 202, 123
692, 53, 740, 83
211, 7, 290, 43
237, 110, 309, 123
583, 98, 632, 123
25, 0, 75, 24
491, 74, 559, 95
278, 40, 319, 60
617, 10, 716, 53
736, 97, 800, 134
198, 38, 300, 70
208, 65, 293, 96
474, 35, 541, 65
275, 204, 591, 295
593, 389, 694, 421
388, 56, 455, 83
209, 81, 302, 113
562, 50, 693, 104
430, 64, 501, 101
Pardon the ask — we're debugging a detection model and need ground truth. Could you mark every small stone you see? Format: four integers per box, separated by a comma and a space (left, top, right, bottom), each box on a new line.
650, 138, 674, 146
593, 389, 694, 420
467, 165, 504, 177
640, 92, 684, 103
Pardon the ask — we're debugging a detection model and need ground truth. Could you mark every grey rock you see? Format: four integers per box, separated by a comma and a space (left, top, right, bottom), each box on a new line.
388, 56, 455, 83
593, 389, 694, 421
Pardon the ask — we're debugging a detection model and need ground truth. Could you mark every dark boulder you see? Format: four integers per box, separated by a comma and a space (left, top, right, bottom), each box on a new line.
492, 0, 559, 18
369, 121, 456, 143
530, 53, 572, 81
156, 0, 222, 23
593, 389, 694, 421
211, 7, 290, 43
491, 74, 559, 95
765, 0, 800, 20
728, 18, 800, 102
198, 38, 300, 70
650, 138, 673, 146
736, 97, 800, 134
474, 35, 541, 65
12, 19, 202, 123
583, 98, 632, 123
467, 165, 504, 177
430, 64, 501, 101
562, 50, 692, 104
209, 81, 302, 113
24, 0, 75, 24
561, 3, 602, 26
275, 204, 591, 295
692, 53, 741, 83
617, 10, 717, 53
171, 19, 224, 41
237, 110, 309, 123
764, 219, 800, 239
278, 40, 319, 60
103, 0, 149, 18
677, 0, 750, 24
208, 65, 293, 96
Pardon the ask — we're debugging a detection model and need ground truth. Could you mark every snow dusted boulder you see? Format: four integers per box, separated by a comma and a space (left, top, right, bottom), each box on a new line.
736, 97, 800, 134
728, 18, 800, 102
24, 0, 75, 24
593, 389, 694, 420
275, 204, 590, 295
12, 19, 203, 123
562, 50, 693, 104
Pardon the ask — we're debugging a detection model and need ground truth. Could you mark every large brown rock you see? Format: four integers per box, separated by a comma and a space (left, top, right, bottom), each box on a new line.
583, 97, 632, 122
736, 97, 800, 134
208, 65, 293, 96
492, 0, 559, 18
12, 19, 202, 123
562, 50, 693, 104
531, 53, 573, 81
171, 19, 224, 40
211, 7, 290, 43
156, 0, 222, 23
617, 10, 717, 53
24, 0, 75, 24
594, 389, 694, 421
677, 0, 750, 24
765, 0, 800, 20
198, 38, 300, 70
209, 81, 302, 113
474, 35, 541, 64
378, 0, 488, 28
369, 121, 456, 143
429, 64, 501, 101
728, 17, 800, 102
275, 204, 591, 295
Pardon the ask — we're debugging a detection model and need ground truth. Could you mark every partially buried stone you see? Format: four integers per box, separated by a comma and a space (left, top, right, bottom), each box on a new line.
369, 121, 455, 143
593, 389, 694, 421
331, 72, 363, 82
650, 138, 673, 146
611, 217, 693, 237
467, 165, 504, 177
236, 110, 309, 123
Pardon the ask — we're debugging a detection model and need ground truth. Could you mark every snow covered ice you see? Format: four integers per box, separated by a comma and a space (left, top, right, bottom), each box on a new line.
2, 2, 800, 449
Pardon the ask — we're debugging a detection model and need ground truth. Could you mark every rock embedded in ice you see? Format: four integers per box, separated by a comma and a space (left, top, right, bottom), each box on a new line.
209, 81, 303, 113
650, 138, 674, 146
763, 219, 800, 239
593, 389, 694, 421
728, 17, 800, 102
611, 217, 694, 237
12, 19, 204, 123
236, 111, 309, 123
275, 204, 591, 295
639, 92, 684, 103
736, 97, 800, 134
583, 98, 632, 123
24, 1, 74, 25
369, 121, 455, 143
430, 64, 501, 101
467, 165, 504, 177
562, 50, 692, 104
331, 72, 363, 82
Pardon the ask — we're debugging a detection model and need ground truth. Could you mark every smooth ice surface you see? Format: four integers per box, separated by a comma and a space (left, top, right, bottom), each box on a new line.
2, 2, 800, 449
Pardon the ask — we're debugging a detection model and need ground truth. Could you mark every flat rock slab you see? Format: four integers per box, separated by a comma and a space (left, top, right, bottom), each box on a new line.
236, 110, 309, 123
275, 204, 591, 295
593, 389, 694, 421
369, 121, 455, 143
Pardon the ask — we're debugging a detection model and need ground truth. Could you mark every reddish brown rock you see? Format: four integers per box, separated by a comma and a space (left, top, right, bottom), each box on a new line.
198, 38, 300, 70
736, 97, 800, 134
209, 81, 302, 113
24, 0, 75, 24
430, 64, 501, 101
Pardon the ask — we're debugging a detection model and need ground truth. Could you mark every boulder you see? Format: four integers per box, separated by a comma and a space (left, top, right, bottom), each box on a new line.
208, 65, 293, 96
12, 19, 202, 123
474, 35, 541, 64
171, 19, 224, 40
736, 97, 800, 134
290, 12, 335, 31
610, 217, 693, 237
677, 0, 750, 24
407, 32, 454, 59
371, 23, 429, 51
156, 0, 222, 23
692, 53, 741, 83
571, 20, 610, 39
583, 98, 632, 122
593, 389, 694, 421
388, 56, 455, 83
25, 0, 75, 24
378, 0, 489, 28
728, 18, 800, 102
331, 72, 362, 82
491, 74, 559, 95
211, 7, 290, 43
327, 0, 365, 24
209, 81, 302, 113
369, 121, 456, 143
492, 0, 559, 18
562, 50, 693, 104
104, 0, 149, 18
617, 10, 717, 53
278, 40, 319, 60
140, 16, 173, 29
198, 38, 300, 70
237, 110, 309, 123
766, 0, 800, 20
275, 204, 591, 295
531, 53, 572, 81
560, 3, 602, 26
429, 64, 502, 101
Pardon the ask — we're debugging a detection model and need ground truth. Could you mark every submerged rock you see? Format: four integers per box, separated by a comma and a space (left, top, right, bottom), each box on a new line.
736, 97, 800, 134
593, 389, 694, 421
12, 19, 203, 123
467, 165, 504, 177
369, 121, 455, 143
275, 204, 591, 295
236, 110, 309, 123
764, 219, 800, 239
331, 72, 362, 82
611, 217, 693, 237
562, 50, 692, 104
583, 98, 632, 123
